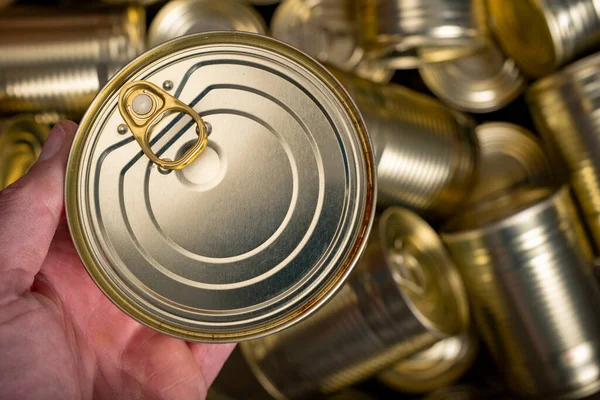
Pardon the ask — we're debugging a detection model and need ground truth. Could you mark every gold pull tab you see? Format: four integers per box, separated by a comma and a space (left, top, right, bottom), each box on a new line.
117, 81, 208, 170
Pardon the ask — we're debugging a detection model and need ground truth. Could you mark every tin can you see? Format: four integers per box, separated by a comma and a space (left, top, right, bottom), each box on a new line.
527, 52, 600, 251
332, 69, 478, 217
357, 0, 487, 69
488, 0, 600, 78
65, 32, 376, 342
377, 328, 479, 393
240, 207, 469, 399
271, 0, 393, 83
419, 42, 524, 113
442, 186, 600, 399
467, 123, 553, 205
0, 115, 49, 190
148, 0, 267, 48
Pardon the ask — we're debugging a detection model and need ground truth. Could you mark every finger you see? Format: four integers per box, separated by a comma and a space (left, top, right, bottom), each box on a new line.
0, 120, 77, 305
187, 342, 236, 386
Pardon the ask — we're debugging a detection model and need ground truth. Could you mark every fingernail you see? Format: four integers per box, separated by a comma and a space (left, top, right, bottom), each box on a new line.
38, 125, 66, 161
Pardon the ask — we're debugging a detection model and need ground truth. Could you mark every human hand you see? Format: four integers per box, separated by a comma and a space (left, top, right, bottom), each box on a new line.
0, 122, 234, 400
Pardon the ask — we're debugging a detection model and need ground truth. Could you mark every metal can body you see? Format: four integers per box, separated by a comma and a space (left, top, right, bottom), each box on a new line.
333, 70, 478, 217
489, 0, 600, 78
357, 0, 487, 69
442, 186, 600, 399
241, 207, 469, 399
66, 32, 376, 342
527, 53, 600, 251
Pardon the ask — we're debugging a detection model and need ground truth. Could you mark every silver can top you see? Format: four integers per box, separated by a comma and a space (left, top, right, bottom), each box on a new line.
66, 32, 376, 342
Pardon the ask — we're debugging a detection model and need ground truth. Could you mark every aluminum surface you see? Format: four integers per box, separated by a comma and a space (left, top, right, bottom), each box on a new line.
489, 0, 600, 78
357, 0, 487, 69
528, 52, 600, 251
66, 32, 376, 342
148, 0, 267, 48
442, 186, 600, 399
241, 207, 468, 399
332, 69, 478, 217
377, 328, 479, 393
271, 0, 393, 83
419, 42, 524, 113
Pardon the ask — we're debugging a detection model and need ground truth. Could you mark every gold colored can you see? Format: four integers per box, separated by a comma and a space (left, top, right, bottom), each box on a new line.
0, 115, 49, 190
442, 186, 600, 399
148, 0, 267, 48
241, 207, 469, 399
332, 69, 478, 217
488, 0, 600, 78
377, 328, 479, 393
527, 53, 600, 251
66, 32, 376, 342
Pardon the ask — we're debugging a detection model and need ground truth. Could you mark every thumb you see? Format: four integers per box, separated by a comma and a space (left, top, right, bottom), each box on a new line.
0, 120, 77, 305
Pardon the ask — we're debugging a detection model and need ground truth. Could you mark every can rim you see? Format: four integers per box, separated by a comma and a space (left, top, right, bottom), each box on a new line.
529, 52, 600, 95
65, 31, 376, 342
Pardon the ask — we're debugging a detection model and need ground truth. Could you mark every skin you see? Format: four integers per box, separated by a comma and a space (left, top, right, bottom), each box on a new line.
0, 121, 234, 400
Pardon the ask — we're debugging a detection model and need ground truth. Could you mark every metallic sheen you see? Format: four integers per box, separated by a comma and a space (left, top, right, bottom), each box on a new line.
241, 207, 469, 399
66, 32, 376, 342
442, 186, 600, 399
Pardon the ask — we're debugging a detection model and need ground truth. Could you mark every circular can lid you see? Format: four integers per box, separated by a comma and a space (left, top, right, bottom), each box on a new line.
148, 0, 267, 48
66, 32, 376, 342
419, 43, 524, 113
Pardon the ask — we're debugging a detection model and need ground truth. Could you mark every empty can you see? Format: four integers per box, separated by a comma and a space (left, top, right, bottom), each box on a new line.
442, 186, 600, 399
0, 115, 49, 190
148, 0, 267, 48
240, 207, 469, 399
489, 0, 600, 78
377, 328, 479, 393
357, 0, 487, 69
527, 52, 600, 251
332, 69, 478, 217
65, 32, 376, 342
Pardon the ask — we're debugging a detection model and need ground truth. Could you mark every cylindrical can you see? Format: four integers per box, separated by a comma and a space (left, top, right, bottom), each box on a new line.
357, 0, 487, 69
332, 69, 478, 217
377, 328, 479, 393
148, 0, 267, 48
488, 0, 600, 78
527, 52, 600, 251
241, 207, 469, 399
66, 32, 376, 342
271, 0, 393, 83
419, 42, 524, 113
0, 115, 49, 190
442, 186, 600, 399
467, 123, 554, 205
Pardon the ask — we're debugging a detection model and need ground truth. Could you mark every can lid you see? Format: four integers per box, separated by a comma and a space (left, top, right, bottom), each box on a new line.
148, 0, 267, 48
379, 208, 469, 337
66, 32, 376, 342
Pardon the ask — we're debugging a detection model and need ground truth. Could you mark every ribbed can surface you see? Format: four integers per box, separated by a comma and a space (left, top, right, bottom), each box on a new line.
442, 186, 600, 399
489, 0, 600, 78
527, 53, 600, 251
333, 69, 478, 217
241, 207, 468, 399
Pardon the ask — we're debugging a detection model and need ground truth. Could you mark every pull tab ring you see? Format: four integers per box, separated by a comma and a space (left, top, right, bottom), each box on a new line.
117, 81, 208, 170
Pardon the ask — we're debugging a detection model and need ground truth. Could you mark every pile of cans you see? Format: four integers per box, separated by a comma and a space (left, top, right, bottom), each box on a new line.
4, 0, 600, 399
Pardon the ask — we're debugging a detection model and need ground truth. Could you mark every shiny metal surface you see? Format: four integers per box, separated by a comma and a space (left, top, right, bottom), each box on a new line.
332, 69, 478, 217
419, 42, 524, 113
468, 123, 553, 205
442, 186, 600, 399
489, 0, 600, 78
0, 115, 49, 190
377, 328, 479, 393
423, 386, 485, 400
528, 52, 600, 251
66, 32, 376, 342
357, 0, 487, 69
271, 0, 393, 83
241, 207, 468, 399
148, 0, 267, 48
